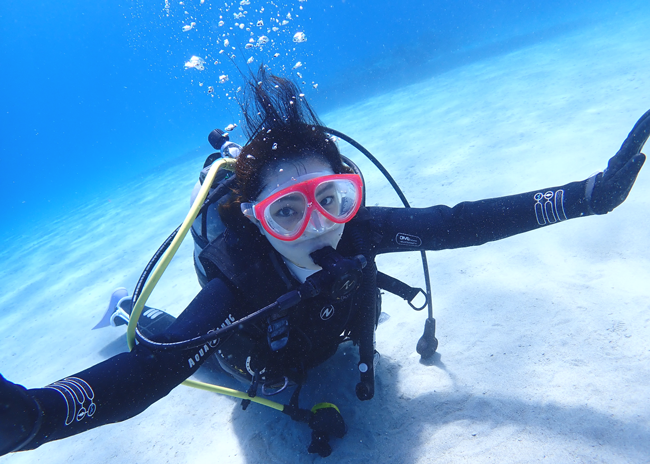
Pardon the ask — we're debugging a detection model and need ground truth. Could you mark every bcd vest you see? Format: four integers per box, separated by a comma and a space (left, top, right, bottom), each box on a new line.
196, 208, 380, 382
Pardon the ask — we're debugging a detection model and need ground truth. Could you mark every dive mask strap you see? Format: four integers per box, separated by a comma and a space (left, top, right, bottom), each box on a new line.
240, 202, 255, 219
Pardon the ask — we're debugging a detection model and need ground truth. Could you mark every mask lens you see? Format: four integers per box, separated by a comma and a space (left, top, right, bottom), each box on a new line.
314, 178, 360, 220
263, 191, 308, 237
256, 174, 362, 241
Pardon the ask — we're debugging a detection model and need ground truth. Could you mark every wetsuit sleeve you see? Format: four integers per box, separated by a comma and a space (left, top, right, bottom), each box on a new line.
17, 278, 238, 451
369, 178, 595, 253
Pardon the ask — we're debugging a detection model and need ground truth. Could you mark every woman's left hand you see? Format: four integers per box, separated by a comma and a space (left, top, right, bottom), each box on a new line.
588, 109, 650, 214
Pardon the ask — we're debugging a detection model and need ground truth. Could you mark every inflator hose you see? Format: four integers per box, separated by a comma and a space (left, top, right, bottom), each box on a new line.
123, 158, 286, 404
126, 158, 235, 349
323, 126, 436, 359
350, 225, 377, 401
122, 143, 347, 454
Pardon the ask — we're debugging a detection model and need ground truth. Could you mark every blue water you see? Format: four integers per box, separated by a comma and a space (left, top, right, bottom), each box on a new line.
2, 2, 650, 462
0, 0, 642, 236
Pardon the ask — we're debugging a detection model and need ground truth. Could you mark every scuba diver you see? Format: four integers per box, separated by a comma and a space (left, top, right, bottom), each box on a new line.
1, 67, 649, 458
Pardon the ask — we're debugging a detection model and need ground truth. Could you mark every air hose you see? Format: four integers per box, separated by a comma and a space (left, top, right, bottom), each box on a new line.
124, 158, 277, 401
124, 157, 287, 407
124, 156, 346, 456
126, 157, 235, 350
322, 126, 438, 358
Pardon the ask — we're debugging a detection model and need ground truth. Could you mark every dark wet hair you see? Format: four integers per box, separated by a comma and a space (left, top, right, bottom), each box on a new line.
220, 67, 349, 231
236, 66, 347, 201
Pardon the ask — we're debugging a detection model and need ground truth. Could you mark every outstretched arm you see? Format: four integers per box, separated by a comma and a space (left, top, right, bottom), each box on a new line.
370, 109, 649, 253
0, 278, 237, 455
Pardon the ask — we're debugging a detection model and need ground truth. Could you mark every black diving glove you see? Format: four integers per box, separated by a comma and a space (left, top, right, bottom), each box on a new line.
0, 374, 42, 455
587, 109, 650, 214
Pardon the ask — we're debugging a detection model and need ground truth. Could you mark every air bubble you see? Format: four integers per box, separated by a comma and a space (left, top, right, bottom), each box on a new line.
184, 56, 205, 70
293, 32, 307, 43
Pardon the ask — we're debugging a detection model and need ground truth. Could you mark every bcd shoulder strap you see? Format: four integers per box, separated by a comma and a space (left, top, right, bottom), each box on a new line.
198, 228, 296, 309
342, 207, 424, 309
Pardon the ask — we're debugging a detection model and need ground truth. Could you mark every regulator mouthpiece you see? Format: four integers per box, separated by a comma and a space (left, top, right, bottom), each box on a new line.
307, 246, 366, 301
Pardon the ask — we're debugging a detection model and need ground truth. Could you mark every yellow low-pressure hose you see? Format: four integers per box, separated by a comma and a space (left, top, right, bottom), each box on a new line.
181, 379, 284, 411
124, 157, 284, 411
126, 158, 234, 350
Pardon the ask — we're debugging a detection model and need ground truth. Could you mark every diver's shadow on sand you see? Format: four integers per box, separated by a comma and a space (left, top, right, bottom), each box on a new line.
97, 333, 649, 463
216, 343, 650, 463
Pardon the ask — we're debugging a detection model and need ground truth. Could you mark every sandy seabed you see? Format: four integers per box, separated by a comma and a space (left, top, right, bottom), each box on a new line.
2, 11, 650, 464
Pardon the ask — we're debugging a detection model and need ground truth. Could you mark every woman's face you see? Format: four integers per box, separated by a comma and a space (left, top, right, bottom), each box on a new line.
251, 156, 345, 270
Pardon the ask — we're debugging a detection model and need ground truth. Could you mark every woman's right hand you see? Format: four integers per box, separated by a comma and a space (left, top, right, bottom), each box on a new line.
0, 374, 41, 455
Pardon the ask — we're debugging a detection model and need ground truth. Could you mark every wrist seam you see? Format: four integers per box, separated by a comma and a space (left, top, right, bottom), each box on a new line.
584, 173, 599, 215
11, 395, 44, 453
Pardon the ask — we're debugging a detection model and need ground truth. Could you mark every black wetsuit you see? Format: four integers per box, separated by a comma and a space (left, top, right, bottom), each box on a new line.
20, 178, 595, 450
